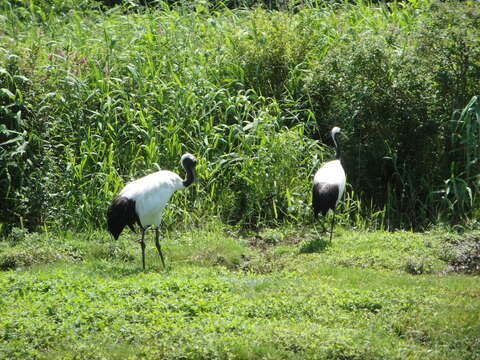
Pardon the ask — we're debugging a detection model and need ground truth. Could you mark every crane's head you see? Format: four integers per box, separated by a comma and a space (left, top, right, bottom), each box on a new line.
180, 153, 198, 188
331, 126, 341, 138
331, 126, 345, 142
181, 153, 198, 169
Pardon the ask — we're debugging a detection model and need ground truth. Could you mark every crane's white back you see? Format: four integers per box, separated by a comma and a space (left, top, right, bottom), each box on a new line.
313, 159, 346, 202
120, 170, 185, 226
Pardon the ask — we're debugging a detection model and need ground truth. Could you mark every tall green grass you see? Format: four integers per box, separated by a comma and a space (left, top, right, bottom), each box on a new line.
440, 96, 480, 220
1, 0, 479, 234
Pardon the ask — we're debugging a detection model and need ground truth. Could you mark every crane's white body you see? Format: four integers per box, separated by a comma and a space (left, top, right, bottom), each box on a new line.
107, 153, 197, 269
311, 127, 346, 242
313, 159, 346, 203
120, 170, 185, 227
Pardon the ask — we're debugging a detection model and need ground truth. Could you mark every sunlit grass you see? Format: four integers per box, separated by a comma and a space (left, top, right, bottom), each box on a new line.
0, 225, 479, 359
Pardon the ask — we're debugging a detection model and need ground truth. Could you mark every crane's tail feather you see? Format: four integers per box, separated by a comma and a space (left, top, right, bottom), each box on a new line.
107, 196, 140, 240
127, 224, 137, 233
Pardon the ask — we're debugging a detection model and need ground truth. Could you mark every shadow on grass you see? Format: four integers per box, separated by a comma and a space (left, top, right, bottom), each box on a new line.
298, 237, 331, 254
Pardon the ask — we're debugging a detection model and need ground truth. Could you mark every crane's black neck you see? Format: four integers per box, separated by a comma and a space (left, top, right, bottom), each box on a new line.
333, 133, 341, 160
182, 162, 196, 188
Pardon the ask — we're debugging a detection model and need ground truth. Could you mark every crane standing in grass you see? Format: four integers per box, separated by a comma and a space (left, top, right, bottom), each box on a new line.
312, 127, 346, 243
107, 153, 198, 269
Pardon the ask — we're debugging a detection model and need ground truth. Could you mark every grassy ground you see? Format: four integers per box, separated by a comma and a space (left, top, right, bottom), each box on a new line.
1, 224, 479, 359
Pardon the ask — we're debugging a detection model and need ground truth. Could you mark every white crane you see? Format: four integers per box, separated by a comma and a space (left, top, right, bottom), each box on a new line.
107, 153, 197, 269
312, 127, 346, 242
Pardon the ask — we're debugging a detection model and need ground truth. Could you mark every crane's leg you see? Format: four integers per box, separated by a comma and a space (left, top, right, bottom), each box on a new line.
329, 209, 336, 243
140, 227, 146, 270
154, 227, 166, 269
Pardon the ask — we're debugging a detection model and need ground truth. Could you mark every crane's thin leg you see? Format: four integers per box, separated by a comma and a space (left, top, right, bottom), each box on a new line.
329, 209, 336, 243
140, 227, 146, 270
154, 228, 166, 269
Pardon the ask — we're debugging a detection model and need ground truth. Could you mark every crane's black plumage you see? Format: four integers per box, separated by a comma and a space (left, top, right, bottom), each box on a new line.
107, 196, 141, 240
181, 156, 196, 188
312, 182, 339, 218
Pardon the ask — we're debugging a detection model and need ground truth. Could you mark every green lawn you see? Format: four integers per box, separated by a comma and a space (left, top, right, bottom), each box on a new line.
0, 225, 479, 359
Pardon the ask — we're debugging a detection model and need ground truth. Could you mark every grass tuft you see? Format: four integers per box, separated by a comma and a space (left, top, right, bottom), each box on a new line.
298, 236, 330, 254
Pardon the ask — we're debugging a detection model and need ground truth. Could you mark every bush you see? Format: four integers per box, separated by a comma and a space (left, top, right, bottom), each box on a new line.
0, 58, 52, 235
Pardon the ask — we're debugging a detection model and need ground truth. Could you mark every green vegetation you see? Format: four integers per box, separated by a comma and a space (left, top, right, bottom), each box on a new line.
1, 225, 479, 359
1, 0, 479, 235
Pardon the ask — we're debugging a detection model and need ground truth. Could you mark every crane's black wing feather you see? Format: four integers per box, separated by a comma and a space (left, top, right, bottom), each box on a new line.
312, 182, 339, 218
107, 196, 141, 240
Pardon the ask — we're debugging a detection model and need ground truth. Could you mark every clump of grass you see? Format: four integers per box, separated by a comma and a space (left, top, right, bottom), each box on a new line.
0, 246, 72, 270
0, 230, 137, 270
403, 256, 438, 275
289, 229, 450, 275
166, 224, 251, 269
298, 237, 329, 254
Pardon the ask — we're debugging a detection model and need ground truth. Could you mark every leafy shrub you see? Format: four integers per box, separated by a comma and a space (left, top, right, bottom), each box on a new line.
225, 9, 312, 99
